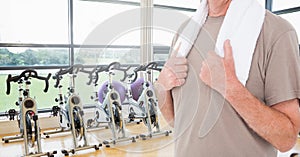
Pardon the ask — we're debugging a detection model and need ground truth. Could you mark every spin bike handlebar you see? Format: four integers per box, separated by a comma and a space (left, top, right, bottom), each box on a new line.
104, 62, 133, 82
79, 66, 97, 85
6, 69, 52, 95
75, 63, 124, 86
105, 62, 121, 72
94, 65, 106, 84
114, 65, 132, 82
53, 64, 83, 88
78, 64, 113, 86
133, 62, 162, 80
117, 66, 136, 83
134, 62, 162, 72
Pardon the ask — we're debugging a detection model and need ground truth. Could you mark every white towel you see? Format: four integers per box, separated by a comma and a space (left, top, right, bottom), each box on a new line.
175, 0, 265, 85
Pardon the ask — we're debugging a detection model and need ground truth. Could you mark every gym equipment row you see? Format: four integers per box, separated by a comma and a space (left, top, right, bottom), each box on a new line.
1, 61, 171, 157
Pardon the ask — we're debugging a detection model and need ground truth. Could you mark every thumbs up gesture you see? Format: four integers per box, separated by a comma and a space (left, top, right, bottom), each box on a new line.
199, 40, 238, 97
157, 43, 189, 91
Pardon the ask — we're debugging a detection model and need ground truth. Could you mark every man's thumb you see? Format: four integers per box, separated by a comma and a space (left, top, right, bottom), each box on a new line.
224, 39, 233, 61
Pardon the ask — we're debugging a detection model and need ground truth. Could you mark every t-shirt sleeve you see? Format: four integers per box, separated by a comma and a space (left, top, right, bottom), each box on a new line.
265, 30, 300, 106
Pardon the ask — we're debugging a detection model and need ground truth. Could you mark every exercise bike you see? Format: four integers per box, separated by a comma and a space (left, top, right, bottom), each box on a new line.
43, 71, 72, 138
97, 62, 136, 147
44, 64, 97, 137
86, 64, 141, 128
2, 79, 24, 143
6, 69, 57, 157
126, 62, 172, 140
49, 65, 100, 156
79, 65, 110, 130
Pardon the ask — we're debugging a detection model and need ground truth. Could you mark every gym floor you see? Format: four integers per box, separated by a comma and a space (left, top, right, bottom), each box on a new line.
0, 118, 174, 157
0, 121, 299, 157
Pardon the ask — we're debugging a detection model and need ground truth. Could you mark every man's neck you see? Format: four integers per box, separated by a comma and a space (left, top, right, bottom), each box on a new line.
207, 0, 231, 17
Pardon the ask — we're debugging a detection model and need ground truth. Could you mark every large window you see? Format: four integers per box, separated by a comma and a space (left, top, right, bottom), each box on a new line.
73, 0, 140, 65
0, 0, 69, 67
279, 12, 300, 44
273, 0, 300, 11
0, 0, 142, 113
73, 0, 139, 45
0, 0, 70, 113
0, 48, 69, 67
0, 0, 68, 44
272, 0, 300, 44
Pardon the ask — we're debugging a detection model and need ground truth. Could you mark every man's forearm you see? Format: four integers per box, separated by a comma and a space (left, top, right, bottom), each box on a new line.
155, 83, 175, 127
225, 80, 299, 152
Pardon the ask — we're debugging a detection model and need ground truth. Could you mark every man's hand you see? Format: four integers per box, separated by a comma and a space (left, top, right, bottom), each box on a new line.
199, 39, 238, 96
156, 43, 188, 127
157, 44, 189, 91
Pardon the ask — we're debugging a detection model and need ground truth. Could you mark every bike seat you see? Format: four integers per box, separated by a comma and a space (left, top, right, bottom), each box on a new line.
98, 81, 126, 104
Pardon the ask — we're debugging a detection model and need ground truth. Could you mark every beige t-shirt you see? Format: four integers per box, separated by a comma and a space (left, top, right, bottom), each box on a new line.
170, 11, 300, 157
